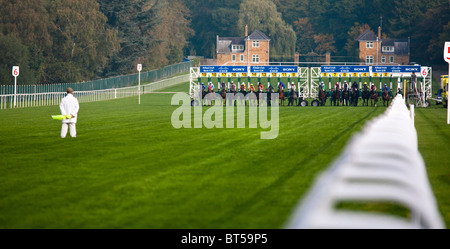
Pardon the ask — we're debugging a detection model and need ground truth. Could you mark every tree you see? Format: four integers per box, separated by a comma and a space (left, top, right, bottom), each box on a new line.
185, 0, 241, 58
314, 34, 337, 55
0, 0, 54, 50
237, 0, 296, 59
99, 0, 192, 75
47, 0, 119, 82
273, 0, 306, 25
0, 0, 54, 83
412, 2, 450, 65
388, 0, 442, 38
344, 23, 371, 57
144, 0, 193, 69
0, 34, 35, 84
293, 18, 316, 54
0, 0, 119, 83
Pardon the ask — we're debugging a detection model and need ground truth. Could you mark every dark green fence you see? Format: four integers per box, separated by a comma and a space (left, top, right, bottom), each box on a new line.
1, 61, 192, 94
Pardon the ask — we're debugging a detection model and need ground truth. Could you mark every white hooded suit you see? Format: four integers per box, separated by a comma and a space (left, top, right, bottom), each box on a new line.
59, 93, 79, 138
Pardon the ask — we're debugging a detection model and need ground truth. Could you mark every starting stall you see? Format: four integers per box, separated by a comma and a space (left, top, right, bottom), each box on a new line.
313, 66, 371, 105
372, 65, 431, 107
190, 65, 308, 106
190, 64, 432, 107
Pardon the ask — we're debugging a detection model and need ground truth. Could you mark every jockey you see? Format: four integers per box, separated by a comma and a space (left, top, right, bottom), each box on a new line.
257, 82, 264, 91
320, 81, 325, 90
334, 82, 340, 91
249, 83, 256, 92
371, 84, 376, 91
363, 82, 369, 91
343, 81, 348, 90
241, 82, 246, 91
352, 81, 358, 90
383, 84, 389, 91
201, 83, 205, 91
231, 81, 236, 92
221, 81, 227, 91
208, 82, 215, 91
291, 83, 296, 91
278, 82, 285, 90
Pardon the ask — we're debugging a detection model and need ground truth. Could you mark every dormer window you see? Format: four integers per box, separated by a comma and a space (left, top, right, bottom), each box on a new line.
382, 46, 394, 52
232, 45, 244, 51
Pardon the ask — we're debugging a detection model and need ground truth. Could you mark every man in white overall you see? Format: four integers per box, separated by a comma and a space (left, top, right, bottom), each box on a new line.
60, 87, 79, 138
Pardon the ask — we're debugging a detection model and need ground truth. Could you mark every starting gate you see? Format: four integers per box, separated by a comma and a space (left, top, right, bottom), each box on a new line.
190, 65, 433, 107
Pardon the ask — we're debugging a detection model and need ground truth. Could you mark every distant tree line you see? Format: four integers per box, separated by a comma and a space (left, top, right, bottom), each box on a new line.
0, 0, 448, 84
0, 0, 120, 84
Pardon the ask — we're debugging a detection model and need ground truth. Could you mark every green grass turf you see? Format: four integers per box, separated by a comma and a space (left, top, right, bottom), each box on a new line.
415, 106, 450, 227
0, 82, 448, 228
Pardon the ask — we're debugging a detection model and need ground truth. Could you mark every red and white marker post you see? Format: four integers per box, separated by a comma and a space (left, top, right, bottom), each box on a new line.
421, 67, 428, 107
12, 66, 19, 107
444, 42, 450, 124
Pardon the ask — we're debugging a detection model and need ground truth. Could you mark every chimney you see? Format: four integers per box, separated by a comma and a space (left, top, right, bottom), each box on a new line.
245, 24, 248, 37
325, 52, 331, 65
378, 26, 381, 40
216, 35, 219, 54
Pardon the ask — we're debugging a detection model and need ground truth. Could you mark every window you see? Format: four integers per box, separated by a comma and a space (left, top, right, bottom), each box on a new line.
390, 56, 394, 63
366, 56, 374, 64
252, 54, 259, 63
382, 46, 394, 52
381, 56, 386, 63
232, 45, 244, 51
232, 54, 236, 62
366, 42, 374, 48
252, 41, 260, 47
240, 55, 244, 62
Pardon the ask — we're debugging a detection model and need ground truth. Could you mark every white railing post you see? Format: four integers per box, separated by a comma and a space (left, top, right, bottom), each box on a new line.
287, 95, 444, 229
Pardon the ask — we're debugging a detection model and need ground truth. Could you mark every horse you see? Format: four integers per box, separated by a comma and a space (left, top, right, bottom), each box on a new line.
206, 87, 214, 106
229, 84, 237, 106
362, 86, 370, 106
341, 87, 350, 106
382, 88, 390, 106
319, 85, 327, 106
278, 87, 285, 106
331, 87, 340, 106
221, 88, 227, 105
370, 89, 378, 107
201, 87, 206, 106
256, 88, 264, 106
248, 86, 257, 106
267, 86, 274, 106
288, 88, 298, 106
351, 88, 359, 107
239, 85, 246, 106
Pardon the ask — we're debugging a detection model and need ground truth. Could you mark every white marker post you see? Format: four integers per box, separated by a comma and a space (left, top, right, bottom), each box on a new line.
137, 64, 142, 105
12, 66, 19, 108
444, 42, 450, 124
421, 67, 428, 107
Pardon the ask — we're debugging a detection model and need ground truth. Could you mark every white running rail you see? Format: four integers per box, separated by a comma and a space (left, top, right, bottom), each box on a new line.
287, 95, 445, 229
0, 74, 188, 109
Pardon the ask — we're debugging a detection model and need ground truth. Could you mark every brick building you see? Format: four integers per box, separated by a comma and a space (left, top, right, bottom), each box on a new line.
356, 27, 410, 65
216, 26, 270, 66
